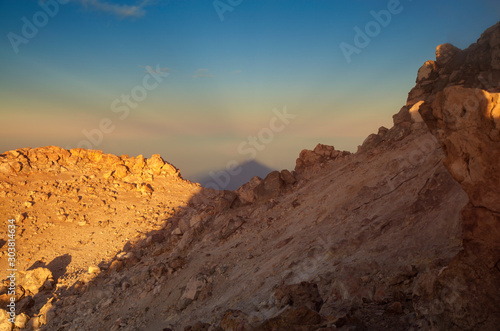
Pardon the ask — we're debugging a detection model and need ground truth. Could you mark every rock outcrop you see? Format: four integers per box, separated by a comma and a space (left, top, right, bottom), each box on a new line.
0, 146, 181, 180
411, 25, 500, 328
415, 86, 500, 330
408, 21, 500, 108
295, 144, 351, 175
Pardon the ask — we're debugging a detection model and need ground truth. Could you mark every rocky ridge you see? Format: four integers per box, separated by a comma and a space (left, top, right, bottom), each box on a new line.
411, 22, 500, 329
0, 21, 498, 331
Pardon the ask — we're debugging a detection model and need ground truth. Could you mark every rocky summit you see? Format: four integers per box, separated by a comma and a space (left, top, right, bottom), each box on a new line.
0, 22, 499, 331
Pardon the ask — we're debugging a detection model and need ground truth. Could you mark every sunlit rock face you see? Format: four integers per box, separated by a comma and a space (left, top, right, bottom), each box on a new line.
417, 86, 500, 331
413, 21, 500, 330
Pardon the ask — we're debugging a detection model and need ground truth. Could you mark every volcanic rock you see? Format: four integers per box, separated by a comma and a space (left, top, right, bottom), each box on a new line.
1, 19, 500, 331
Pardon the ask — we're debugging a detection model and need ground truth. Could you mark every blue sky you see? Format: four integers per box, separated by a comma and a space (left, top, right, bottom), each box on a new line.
0, 0, 499, 178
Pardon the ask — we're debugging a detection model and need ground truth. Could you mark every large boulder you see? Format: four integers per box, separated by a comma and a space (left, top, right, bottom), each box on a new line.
435, 43, 461, 66
254, 171, 284, 202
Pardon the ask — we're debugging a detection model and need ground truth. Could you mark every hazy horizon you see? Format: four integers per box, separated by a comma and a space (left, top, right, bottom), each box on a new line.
1, 0, 499, 178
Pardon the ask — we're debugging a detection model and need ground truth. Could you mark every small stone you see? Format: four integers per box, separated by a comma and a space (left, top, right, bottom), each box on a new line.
146, 154, 165, 174
0, 309, 11, 324
0, 163, 15, 175
15, 214, 25, 222
416, 60, 436, 82
386, 302, 403, 314
435, 43, 461, 66
260, 306, 322, 328
254, 171, 284, 201
103, 170, 114, 180
151, 233, 165, 244
274, 281, 323, 312
220, 310, 250, 331
113, 165, 129, 179
14, 313, 29, 329
189, 215, 202, 227
116, 252, 127, 260
109, 260, 124, 273
280, 169, 296, 185
407, 101, 425, 123
22, 268, 53, 295
26, 316, 40, 329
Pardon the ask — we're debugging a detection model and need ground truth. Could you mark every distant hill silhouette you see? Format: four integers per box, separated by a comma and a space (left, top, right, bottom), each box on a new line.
193, 160, 274, 190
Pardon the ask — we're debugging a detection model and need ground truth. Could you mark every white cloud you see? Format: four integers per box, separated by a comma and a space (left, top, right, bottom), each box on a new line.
79, 0, 153, 18
193, 69, 214, 79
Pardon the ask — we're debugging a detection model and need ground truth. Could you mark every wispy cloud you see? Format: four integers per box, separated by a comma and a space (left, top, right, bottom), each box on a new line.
193, 68, 214, 79
79, 0, 153, 18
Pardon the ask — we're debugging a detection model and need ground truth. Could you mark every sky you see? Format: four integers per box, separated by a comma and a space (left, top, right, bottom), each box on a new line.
0, 0, 499, 180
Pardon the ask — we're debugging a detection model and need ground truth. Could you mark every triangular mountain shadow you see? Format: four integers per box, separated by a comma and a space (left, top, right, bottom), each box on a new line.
192, 159, 275, 191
